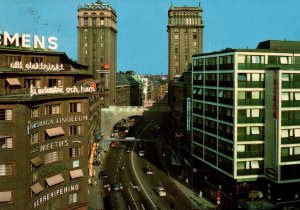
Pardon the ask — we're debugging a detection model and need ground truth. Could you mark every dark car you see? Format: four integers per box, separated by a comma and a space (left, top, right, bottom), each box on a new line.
125, 147, 131, 153
143, 166, 153, 175
99, 170, 107, 179
111, 182, 123, 191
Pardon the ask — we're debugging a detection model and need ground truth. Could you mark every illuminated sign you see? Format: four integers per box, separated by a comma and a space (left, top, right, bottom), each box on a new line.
0, 31, 58, 50
27, 115, 88, 134
40, 140, 69, 152
30, 85, 96, 96
104, 63, 110, 70
10, 61, 64, 71
33, 184, 79, 208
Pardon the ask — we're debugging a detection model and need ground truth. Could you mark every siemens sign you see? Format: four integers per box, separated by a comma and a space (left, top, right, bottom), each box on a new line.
0, 31, 58, 50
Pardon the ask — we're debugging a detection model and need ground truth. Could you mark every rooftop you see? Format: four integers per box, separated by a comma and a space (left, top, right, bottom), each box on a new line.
78, 0, 115, 13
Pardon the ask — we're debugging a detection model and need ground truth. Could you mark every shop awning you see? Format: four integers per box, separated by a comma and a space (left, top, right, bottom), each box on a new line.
30, 182, 43, 194
30, 156, 43, 167
45, 127, 65, 138
0, 136, 9, 139
70, 169, 84, 179
0, 191, 12, 202
6, 78, 21, 85
45, 174, 65, 187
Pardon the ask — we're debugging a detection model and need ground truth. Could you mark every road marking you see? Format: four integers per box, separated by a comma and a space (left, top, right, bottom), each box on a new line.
169, 195, 175, 201
128, 189, 139, 210
141, 203, 146, 210
158, 182, 164, 187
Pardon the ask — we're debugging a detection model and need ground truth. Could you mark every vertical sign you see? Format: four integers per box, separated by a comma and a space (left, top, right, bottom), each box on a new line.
186, 98, 191, 130
273, 70, 278, 119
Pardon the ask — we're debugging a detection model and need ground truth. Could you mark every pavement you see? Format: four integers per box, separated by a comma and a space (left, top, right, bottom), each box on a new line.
87, 147, 217, 210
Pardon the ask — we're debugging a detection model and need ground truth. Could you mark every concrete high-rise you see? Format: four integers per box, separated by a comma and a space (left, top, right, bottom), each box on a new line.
78, 0, 117, 106
192, 40, 300, 209
167, 3, 204, 81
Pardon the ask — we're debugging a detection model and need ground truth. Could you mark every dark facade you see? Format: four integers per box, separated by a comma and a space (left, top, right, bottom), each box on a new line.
116, 74, 141, 106
0, 47, 100, 210
77, 0, 117, 107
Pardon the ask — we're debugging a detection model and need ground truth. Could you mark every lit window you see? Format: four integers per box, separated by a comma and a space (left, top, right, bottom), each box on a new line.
174, 34, 179, 40
0, 109, 12, 120
45, 104, 60, 115
69, 147, 81, 158
69, 102, 82, 113
69, 193, 78, 204
0, 164, 13, 176
0, 137, 12, 149
48, 78, 62, 87
69, 125, 82, 135
30, 132, 39, 145
45, 151, 60, 164
31, 107, 39, 118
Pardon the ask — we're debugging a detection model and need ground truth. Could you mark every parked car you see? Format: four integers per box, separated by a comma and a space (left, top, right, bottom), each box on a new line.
155, 187, 166, 196
99, 170, 107, 179
111, 182, 123, 191
143, 166, 153, 175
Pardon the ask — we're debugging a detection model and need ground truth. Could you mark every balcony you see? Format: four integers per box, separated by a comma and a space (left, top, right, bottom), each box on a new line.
237, 151, 263, 159
281, 101, 300, 107
238, 63, 266, 70
281, 154, 300, 162
219, 81, 234, 88
219, 64, 234, 70
219, 98, 233, 105
205, 96, 217, 103
238, 99, 264, 106
193, 80, 203, 86
238, 81, 264, 88
281, 137, 300, 144
282, 82, 300, 89
281, 119, 300, 126
219, 115, 234, 123
193, 108, 203, 115
237, 134, 264, 142
237, 168, 263, 176
238, 117, 264, 124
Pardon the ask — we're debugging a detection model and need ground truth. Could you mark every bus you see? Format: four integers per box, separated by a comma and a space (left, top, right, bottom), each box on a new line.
110, 191, 127, 210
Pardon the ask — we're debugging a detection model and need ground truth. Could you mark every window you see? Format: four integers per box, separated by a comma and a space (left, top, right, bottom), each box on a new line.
0, 109, 12, 120
84, 17, 88, 26
193, 34, 197, 39
69, 102, 82, 113
193, 41, 197, 47
45, 104, 60, 115
32, 172, 38, 183
45, 151, 60, 164
48, 79, 62, 87
100, 17, 104, 26
31, 57, 43, 64
0, 164, 13, 176
69, 193, 78, 204
24, 79, 41, 88
0, 137, 12, 149
174, 34, 179, 40
30, 132, 39, 145
69, 147, 81, 158
6, 55, 21, 64
31, 107, 39, 118
69, 125, 81, 135
92, 18, 96, 26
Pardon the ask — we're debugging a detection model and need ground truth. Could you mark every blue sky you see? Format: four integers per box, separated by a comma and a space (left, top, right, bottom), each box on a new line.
1, 0, 300, 75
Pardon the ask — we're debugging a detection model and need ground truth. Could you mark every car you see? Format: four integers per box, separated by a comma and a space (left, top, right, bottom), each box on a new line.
143, 166, 153, 175
170, 203, 176, 210
111, 182, 123, 191
138, 150, 145, 157
125, 147, 131, 153
98, 170, 107, 179
155, 187, 166, 196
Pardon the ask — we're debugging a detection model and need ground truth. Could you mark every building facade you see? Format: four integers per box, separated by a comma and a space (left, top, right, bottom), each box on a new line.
116, 74, 141, 106
167, 4, 204, 81
0, 47, 99, 210
77, 0, 117, 106
192, 40, 300, 209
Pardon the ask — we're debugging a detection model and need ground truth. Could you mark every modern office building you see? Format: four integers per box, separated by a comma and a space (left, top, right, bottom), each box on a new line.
167, 4, 204, 81
192, 40, 300, 209
0, 47, 99, 210
78, 0, 117, 106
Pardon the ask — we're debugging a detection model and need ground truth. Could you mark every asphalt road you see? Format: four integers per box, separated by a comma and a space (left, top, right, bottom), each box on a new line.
99, 117, 203, 210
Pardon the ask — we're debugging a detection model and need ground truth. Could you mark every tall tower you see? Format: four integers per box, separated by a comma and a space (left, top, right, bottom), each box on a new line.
167, 4, 204, 81
78, 0, 117, 106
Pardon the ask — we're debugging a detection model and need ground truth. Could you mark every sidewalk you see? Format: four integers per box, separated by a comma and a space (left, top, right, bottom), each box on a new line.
88, 150, 105, 210
170, 177, 217, 210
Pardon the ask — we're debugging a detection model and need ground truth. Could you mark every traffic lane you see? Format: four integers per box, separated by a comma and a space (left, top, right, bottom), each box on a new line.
119, 144, 156, 210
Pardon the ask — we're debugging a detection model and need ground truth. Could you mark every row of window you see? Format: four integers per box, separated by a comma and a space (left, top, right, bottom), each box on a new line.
0, 149, 81, 177
5, 55, 44, 65
0, 103, 82, 122
193, 54, 300, 69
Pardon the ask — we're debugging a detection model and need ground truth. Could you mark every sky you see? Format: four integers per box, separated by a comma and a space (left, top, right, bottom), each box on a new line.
0, 0, 300, 75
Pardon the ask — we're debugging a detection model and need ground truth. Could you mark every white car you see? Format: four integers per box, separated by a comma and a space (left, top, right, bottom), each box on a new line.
155, 187, 166, 197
